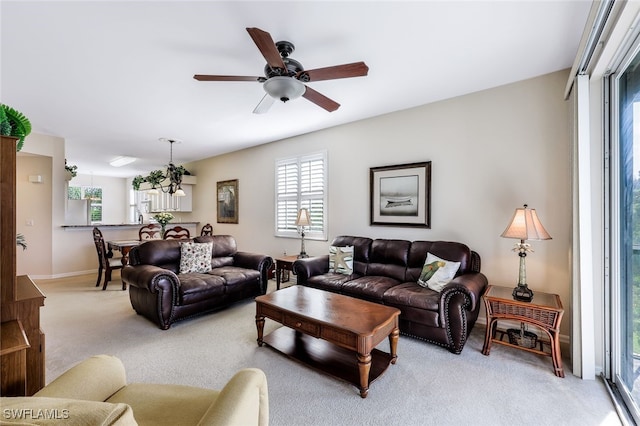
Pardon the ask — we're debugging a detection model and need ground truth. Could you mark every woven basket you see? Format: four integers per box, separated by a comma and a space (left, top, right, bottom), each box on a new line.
507, 328, 538, 349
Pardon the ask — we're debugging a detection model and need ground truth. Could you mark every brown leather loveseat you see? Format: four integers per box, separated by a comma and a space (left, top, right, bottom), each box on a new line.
293, 236, 488, 354
122, 235, 273, 329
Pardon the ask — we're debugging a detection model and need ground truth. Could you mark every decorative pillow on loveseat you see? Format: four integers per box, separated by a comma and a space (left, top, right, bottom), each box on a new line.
329, 245, 354, 275
179, 241, 213, 274
417, 252, 461, 292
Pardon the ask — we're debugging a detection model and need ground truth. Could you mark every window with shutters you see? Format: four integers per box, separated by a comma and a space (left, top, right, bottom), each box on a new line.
275, 151, 327, 240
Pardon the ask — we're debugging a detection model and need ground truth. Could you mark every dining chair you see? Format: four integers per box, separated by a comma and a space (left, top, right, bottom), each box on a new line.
92, 227, 125, 291
138, 223, 162, 240
200, 223, 213, 236
163, 226, 191, 239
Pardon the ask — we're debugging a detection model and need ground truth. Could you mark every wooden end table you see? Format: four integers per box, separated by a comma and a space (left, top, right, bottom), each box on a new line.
274, 255, 300, 290
255, 286, 400, 398
481, 285, 565, 377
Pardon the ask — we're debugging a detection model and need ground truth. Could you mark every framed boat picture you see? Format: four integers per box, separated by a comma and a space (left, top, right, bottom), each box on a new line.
370, 161, 431, 227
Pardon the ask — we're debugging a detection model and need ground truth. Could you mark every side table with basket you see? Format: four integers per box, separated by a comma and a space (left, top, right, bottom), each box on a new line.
481, 285, 565, 377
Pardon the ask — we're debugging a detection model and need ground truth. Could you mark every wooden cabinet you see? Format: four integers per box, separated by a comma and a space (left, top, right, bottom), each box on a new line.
148, 184, 193, 212
1, 135, 46, 396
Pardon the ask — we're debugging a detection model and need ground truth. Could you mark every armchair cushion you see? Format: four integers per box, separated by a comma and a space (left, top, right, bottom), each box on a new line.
0, 397, 136, 425
6, 355, 269, 426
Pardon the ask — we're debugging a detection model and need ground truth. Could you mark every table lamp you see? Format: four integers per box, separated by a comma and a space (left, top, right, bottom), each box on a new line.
500, 204, 551, 302
295, 208, 311, 258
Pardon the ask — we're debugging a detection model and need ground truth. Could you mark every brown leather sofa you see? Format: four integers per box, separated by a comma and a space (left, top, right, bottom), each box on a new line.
122, 235, 273, 329
293, 236, 488, 354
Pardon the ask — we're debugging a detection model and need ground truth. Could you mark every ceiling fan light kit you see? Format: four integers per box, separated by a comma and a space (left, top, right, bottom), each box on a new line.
263, 76, 305, 102
194, 27, 369, 113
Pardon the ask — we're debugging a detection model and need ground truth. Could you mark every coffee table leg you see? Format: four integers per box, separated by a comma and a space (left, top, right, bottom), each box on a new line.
357, 352, 371, 398
255, 315, 265, 347
389, 327, 399, 364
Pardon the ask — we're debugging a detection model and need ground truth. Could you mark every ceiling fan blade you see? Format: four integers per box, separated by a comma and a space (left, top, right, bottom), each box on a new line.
302, 86, 340, 112
253, 94, 275, 114
194, 75, 263, 82
246, 27, 286, 70
298, 61, 369, 82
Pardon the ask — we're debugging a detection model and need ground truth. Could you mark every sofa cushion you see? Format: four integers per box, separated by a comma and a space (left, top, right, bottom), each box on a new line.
180, 242, 213, 274
341, 275, 402, 301
406, 241, 471, 282
178, 274, 226, 305
382, 282, 440, 311
417, 252, 461, 292
367, 239, 410, 282
306, 273, 356, 293
329, 245, 354, 274
330, 236, 373, 276
208, 266, 260, 294
134, 239, 182, 273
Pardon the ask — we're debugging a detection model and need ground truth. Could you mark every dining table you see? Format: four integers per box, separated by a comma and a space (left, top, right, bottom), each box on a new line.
106, 240, 144, 265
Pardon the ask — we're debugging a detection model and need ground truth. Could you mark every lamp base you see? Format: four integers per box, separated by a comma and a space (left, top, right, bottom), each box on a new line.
512, 284, 533, 302
297, 252, 308, 259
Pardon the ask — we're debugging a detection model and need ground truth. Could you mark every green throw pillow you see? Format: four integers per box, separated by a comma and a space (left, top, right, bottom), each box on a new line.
417, 252, 461, 292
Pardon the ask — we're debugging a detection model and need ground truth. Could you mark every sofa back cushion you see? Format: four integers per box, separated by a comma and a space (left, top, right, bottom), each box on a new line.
367, 239, 411, 281
194, 235, 237, 268
330, 236, 373, 275
133, 239, 182, 273
406, 241, 471, 282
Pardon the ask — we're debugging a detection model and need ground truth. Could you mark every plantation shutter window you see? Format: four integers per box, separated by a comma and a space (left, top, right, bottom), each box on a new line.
275, 152, 327, 240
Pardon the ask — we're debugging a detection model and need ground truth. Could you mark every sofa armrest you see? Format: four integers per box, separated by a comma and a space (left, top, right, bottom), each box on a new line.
437, 272, 488, 354
197, 368, 269, 426
234, 252, 273, 273
122, 264, 180, 294
34, 355, 127, 402
233, 253, 273, 295
292, 255, 330, 284
440, 272, 488, 314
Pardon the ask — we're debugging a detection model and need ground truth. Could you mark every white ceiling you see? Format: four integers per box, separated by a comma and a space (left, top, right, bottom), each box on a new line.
1, 1, 592, 177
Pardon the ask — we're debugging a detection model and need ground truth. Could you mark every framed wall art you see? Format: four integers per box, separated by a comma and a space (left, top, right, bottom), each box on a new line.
217, 179, 238, 224
370, 161, 431, 228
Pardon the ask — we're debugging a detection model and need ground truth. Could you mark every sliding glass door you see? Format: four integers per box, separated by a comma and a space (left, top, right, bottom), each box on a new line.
611, 44, 640, 422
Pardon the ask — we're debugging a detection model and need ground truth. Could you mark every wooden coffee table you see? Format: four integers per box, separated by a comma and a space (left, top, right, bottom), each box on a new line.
255, 286, 400, 398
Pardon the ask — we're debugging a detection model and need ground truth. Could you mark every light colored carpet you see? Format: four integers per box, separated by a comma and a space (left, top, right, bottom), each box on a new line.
36, 274, 621, 426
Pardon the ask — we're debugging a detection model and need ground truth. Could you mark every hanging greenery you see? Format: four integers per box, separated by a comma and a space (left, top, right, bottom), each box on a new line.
132, 167, 190, 191
65, 159, 78, 178
0, 103, 32, 151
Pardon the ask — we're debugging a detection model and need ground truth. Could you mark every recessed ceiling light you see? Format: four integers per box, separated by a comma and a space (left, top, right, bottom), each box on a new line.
109, 156, 136, 167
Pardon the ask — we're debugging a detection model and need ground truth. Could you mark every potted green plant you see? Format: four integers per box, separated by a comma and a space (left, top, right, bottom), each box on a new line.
65, 160, 78, 181
0, 103, 32, 151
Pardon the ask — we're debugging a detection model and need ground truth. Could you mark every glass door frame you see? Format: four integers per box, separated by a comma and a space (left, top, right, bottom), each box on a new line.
606, 34, 640, 425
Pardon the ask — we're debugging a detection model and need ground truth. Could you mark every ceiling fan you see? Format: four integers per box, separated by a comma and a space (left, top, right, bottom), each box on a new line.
194, 27, 369, 114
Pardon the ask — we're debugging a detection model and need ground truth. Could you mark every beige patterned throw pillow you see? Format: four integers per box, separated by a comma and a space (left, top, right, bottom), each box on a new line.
179, 242, 213, 274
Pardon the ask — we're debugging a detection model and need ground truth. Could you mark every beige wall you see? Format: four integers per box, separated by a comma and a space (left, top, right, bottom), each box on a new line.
16, 70, 573, 337
188, 69, 572, 336
16, 154, 53, 276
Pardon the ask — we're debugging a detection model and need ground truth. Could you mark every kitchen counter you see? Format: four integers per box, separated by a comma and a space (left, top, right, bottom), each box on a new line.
62, 222, 200, 229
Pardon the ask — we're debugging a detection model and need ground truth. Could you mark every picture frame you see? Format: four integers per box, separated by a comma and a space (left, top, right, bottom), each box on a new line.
370, 161, 431, 227
217, 179, 238, 224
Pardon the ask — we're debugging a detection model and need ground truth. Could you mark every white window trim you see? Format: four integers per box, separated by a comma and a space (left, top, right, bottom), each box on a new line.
275, 150, 327, 241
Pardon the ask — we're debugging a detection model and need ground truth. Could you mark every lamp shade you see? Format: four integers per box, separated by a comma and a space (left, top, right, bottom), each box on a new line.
264, 77, 305, 102
295, 208, 311, 227
501, 204, 551, 241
